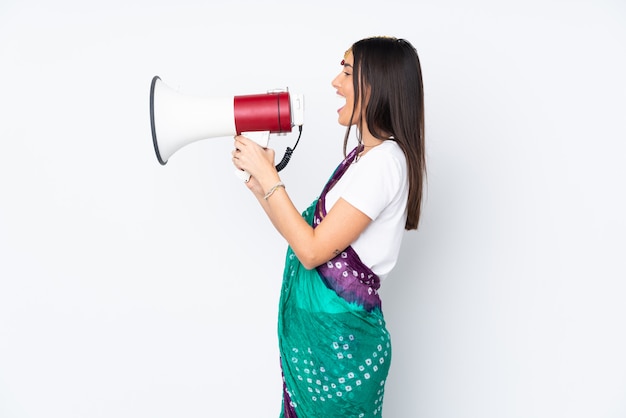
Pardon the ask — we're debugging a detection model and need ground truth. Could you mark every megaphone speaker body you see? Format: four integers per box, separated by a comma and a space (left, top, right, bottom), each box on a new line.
150, 76, 303, 168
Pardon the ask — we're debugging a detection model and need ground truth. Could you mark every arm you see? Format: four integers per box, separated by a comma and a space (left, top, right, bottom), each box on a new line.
233, 135, 371, 270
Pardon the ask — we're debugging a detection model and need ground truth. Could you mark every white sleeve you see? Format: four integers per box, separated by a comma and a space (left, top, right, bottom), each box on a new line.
337, 149, 404, 220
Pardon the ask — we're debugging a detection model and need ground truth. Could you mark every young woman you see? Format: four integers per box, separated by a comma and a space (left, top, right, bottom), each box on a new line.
232, 36, 425, 417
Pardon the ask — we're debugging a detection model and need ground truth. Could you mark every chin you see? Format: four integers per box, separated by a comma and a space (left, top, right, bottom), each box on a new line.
337, 114, 352, 127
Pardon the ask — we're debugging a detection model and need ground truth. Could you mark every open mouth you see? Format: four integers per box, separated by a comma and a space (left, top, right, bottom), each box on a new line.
336, 93, 346, 113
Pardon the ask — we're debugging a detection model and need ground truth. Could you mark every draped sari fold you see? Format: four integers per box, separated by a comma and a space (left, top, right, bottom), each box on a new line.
278, 148, 392, 418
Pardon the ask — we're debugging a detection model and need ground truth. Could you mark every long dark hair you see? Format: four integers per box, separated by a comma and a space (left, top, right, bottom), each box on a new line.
343, 36, 426, 230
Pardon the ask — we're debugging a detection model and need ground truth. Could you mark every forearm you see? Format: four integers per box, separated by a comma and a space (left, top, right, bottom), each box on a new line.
233, 136, 353, 268
252, 186, 288, 239
250, 173, 371, 270
255, 177, 321, 268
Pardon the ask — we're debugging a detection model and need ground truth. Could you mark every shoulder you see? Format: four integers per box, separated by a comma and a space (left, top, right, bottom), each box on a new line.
340, 140, 407, 214
355, 140, 406, 179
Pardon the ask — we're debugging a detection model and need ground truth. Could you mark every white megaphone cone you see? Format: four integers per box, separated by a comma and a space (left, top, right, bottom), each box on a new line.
149, 76, 304, 181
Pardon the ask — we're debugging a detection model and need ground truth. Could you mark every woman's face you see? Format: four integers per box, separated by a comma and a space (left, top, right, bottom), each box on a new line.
331, 51, 360, 127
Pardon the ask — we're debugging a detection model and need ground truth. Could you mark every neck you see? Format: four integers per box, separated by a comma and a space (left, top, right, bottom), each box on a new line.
361, 136, 384, 148
358, 139, 384, 157
357, 122, 385, 152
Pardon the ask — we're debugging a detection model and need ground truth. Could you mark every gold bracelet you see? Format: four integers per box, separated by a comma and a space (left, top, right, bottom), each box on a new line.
264, 181, 285, 200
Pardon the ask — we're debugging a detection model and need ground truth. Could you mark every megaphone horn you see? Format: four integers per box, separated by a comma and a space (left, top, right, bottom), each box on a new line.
149, 76, 304, 180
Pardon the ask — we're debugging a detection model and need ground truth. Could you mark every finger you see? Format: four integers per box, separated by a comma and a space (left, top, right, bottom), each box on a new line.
232, 154, 242, 169
234, 135, 247, 145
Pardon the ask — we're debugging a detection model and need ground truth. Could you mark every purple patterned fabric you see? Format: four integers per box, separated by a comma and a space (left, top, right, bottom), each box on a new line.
313, 147, 382, 312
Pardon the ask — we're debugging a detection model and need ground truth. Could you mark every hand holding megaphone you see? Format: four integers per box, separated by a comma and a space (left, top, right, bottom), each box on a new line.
149, 76, 304, 181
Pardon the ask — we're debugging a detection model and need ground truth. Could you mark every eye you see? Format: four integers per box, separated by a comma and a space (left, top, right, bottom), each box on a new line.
340, 59, 352, 76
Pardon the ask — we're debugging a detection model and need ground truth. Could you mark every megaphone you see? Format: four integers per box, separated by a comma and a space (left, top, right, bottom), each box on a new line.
149, 75, 304, 181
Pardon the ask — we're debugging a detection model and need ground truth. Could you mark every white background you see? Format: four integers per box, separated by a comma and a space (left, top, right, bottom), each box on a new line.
1, 1, 625, 417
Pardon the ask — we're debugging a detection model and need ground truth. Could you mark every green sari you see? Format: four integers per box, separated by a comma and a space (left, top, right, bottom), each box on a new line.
278, 148, 392, 417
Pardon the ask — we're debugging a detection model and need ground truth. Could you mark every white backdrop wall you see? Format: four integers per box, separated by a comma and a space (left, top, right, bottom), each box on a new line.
1, 1, 625, 417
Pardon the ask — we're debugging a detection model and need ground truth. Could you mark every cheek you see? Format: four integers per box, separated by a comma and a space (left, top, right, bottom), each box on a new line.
350, 97, 361, 118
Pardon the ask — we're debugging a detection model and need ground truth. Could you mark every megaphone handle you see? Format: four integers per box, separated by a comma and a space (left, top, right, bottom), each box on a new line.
235, 169, 252, 183
241, 131, 271, 147
234, 131, 271, 182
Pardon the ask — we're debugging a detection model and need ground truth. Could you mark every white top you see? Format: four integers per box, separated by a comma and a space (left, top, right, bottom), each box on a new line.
324, 140, 408, 281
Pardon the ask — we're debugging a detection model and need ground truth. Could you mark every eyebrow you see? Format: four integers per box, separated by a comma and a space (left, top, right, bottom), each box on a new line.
341, 59, 353, 68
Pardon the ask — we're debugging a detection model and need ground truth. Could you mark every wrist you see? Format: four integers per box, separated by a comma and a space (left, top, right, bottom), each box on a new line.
263, 181, 285, 200
257, 172, 281, 193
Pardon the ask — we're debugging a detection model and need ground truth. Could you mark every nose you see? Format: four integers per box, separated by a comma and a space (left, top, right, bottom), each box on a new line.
331, 73, 341, 89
